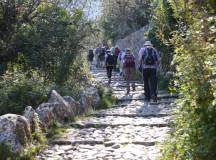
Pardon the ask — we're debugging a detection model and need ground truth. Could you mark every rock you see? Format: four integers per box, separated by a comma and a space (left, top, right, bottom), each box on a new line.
48, 90, 69, 107
63, 96, 81, 115
36, 90, 81, 127
80, 87, 100, 112
23, 106, 35, 124
23, 106, 41, 132
0, 114, 31, 154
112, 144, 121, 149
36, 102, 61, 127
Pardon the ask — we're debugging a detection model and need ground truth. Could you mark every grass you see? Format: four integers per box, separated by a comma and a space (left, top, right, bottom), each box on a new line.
46, 121, 67, 138
95, 85, 117, 110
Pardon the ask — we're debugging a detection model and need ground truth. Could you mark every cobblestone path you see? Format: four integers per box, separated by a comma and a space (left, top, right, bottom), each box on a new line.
37, 68, 176, 160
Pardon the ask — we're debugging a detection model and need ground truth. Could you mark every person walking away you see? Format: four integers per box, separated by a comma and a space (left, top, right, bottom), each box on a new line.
95, 44, 102, 68
123, 48, 136, 94
105, 49, 115, 84
139, 41, 159, 102
88, 49, 94, 70
98, 46, 106, 68
114, 45, 120, 71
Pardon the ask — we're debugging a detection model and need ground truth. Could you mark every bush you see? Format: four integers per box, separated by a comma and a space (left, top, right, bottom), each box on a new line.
95, 85, 116, 110
0, 70, 49, 115
0, 143, 14, 159
158, 72, 174, 90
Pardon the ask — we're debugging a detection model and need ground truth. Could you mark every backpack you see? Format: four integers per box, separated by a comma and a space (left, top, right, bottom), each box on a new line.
123, 54, 135, 68
99, 48, 105, 59
142, 47, 156, 65
88, 49, 94, 59
106, 54, 115, 66
115, 48, 120, 57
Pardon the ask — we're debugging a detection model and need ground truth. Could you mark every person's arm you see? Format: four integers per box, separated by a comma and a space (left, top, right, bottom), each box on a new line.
138, 48, 144, 65
105, 54, 108, 65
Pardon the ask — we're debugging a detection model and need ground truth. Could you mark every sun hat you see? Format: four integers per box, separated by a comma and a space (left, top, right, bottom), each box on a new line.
143, 41, 153, 46
126, 48, 131, 51
125, 48, 131, 54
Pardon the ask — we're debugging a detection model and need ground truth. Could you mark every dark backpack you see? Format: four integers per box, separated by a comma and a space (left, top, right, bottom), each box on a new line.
115, 48, 120, 57
99, 47, 106, 59
142, 48, 156, 65
106, 54, 115, 66
124, 54, 135, 68
88, 50, 94, 60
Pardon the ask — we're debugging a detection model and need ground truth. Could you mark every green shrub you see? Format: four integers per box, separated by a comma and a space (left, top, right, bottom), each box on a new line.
158, 72, 174, 90
46, 121, 66, 138
0, 143, 14, 160
95, 86, 116, 110
0, 70, 49, 115
159, 3, 216, 159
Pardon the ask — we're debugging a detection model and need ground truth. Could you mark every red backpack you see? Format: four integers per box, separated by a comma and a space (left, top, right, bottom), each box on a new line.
124, 54, 135, 68
115, 48, 120, 57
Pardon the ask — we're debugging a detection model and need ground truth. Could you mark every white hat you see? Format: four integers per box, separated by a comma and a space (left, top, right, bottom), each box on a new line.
144, 41, 153, 46
126, 48, 131, 51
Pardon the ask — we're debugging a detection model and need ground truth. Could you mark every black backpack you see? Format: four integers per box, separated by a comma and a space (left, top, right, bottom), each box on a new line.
99, 47, 106, 59
142, 48, 156, 65
106, 54, 115, 66
88, 49, 94, 59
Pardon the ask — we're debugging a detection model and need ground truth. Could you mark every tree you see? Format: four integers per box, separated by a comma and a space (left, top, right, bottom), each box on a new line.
100, 0, 152, 43
159, 0, 216, 159
0, 0, 93, 84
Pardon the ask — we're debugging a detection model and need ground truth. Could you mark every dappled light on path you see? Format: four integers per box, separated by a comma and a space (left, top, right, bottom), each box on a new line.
37, 66, 176, 160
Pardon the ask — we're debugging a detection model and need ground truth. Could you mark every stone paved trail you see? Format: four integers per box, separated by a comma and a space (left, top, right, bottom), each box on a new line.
36, 67, 176, 160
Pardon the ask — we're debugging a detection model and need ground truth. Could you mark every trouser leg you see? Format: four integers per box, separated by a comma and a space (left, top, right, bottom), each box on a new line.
96, 56, 99, 67
131, 67, 135, 91
106, 66, 112, 84
125, 68, 130, 94
143, 69, 150, 100
149, 68, 157, 98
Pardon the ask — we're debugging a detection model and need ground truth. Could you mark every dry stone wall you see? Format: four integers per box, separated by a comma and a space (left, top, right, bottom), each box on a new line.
116, 25, 149, 58
0, 87, 100, 157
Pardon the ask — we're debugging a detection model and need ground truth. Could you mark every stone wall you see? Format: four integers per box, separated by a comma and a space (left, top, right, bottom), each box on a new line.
116, 25, 149, 57
0, 87, 100, 157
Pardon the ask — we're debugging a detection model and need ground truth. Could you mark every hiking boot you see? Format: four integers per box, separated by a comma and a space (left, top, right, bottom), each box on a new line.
108, 78, 111, 84
152, 96, 157, 103
126, 89, 130, 95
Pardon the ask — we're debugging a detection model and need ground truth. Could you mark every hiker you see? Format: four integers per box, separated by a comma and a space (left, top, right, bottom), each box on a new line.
139, 41, 159, 102
87, 49, 94, 69
114, 45, 120, 71
98, 46, 106, 68
95, 44, 102, 68
105, 49, 115, 84
123, 48, 136, 94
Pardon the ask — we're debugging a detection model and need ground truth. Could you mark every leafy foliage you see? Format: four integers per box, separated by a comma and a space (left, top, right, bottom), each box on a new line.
0, 69, 49, 115
157, 1, 216, 159
95, 85, 116, 110
0, 0, 93, 116
148, 0, 177, 73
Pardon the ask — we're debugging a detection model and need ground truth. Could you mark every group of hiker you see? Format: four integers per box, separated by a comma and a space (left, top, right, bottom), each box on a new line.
87, 40, 159, 102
